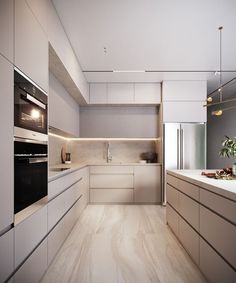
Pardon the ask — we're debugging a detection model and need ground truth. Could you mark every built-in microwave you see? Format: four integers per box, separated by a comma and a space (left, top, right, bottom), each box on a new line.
14, 68, 48, 141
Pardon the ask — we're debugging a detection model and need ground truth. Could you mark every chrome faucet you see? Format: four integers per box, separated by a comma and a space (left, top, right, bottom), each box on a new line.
107, 142, 112, 163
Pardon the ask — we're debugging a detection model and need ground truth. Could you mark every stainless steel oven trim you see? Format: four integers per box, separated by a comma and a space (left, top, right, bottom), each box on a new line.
14, 127, 48, 143
25, 93, 46, 109
14, 67, 48, 96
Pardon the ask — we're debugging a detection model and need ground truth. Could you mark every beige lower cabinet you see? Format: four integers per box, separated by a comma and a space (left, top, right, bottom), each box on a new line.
90, 189, 133, 203
90, 174, 133, 189
90, 165, 161, 203
166, 204, 179, 238
0, 229, 14, 282
179, 193, 199, 231
200, 205, 236, 269
166, 172, 236, 283
200, 238, 236, 283
134, 165, 161, 203
15, 205, 47, 268
14, 239, 47, 283
166, 183, 179, 210
89, 165, 134, 203
179, 217, 199, 265
47, 218, 65, 265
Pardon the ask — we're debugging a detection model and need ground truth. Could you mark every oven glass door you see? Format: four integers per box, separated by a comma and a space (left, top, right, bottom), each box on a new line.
14, 88, 47, 134
14, 157, 47, 214
14, 141, 48, 214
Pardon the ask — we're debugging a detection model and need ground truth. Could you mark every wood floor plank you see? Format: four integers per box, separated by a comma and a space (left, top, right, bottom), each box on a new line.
41, 205, 207, 283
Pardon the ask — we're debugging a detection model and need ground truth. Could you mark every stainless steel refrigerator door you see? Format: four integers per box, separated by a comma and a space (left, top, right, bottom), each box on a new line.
163, 123, 180, 204
180, 123, 206, 169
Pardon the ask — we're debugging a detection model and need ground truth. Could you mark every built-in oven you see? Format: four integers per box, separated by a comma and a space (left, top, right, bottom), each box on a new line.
14, 68, 48, 141
14, 138, 48, 214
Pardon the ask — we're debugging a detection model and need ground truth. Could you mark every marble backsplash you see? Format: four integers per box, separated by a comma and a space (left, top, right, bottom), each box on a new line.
49, 136, 158, 165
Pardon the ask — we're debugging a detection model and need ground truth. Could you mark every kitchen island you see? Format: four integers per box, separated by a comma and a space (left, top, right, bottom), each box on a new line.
166, 169, 236, 283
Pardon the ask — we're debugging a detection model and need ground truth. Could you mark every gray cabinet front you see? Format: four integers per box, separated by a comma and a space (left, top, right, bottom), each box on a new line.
0, 55, 14, 232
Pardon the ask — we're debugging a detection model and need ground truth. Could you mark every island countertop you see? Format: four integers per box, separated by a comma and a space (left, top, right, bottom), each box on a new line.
167, 169, 236, 201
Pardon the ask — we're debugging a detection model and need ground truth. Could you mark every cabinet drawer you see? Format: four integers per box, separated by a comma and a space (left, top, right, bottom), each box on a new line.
90, 174, 134, 189
48, 218, 65, 265
179, 217, 199, 265
179, 193, 199, 231
200, 205, 236, 269
200, 238, 236, 283
48, 193, 65, 231
200, 189, 236, 225
15, 205, 47, 268
166, 204, 179, 238
14, 238, 47, 283
0, 229, 14, 283
64, 182, 80, 213
90, 165, 133, 174
178, 179, 199, 200
166, 184, 179, 210
166, 174, 179, 189
64, 204, 77, 237
48, 170, 81, 200
90, 189, 133, 203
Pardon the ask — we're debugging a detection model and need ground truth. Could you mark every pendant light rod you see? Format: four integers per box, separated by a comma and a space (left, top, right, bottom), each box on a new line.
219, 26, 223, 102
203, 97, 236, 107
207, 76, 236, 98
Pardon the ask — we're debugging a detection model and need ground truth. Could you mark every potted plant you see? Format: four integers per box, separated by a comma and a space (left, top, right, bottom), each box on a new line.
219, 136, 236, 175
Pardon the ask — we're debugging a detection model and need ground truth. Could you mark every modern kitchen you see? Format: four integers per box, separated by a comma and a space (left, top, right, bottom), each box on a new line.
0, 0, 236, 283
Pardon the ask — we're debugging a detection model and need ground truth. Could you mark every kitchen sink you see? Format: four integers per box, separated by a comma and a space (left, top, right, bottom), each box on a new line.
50, 167, 71, 172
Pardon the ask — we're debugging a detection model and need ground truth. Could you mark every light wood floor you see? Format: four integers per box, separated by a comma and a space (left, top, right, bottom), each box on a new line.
41, 205, 207, 283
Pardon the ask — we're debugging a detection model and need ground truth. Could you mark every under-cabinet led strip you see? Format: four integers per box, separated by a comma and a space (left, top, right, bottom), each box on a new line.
48, 132, 160, 141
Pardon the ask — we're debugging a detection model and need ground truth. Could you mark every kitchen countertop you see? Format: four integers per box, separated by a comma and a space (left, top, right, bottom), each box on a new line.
49, 162, 162, 182
167, 169, 236, 201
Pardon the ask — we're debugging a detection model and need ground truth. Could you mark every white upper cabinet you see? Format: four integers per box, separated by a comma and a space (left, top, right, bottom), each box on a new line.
0, 0, 13, 62
15, 0, 48, 92
0, 55, 14, 232
162, 81, 207, 101
162, 101, 206, 122
162, 80, 207, 122
90, 83, 107, 104
90, 83, 161, 105
134, 83, 161, 104
107, 83, 134, 104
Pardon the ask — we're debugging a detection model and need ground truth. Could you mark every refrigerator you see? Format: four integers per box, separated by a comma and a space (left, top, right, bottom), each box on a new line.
162, 123, 206, 204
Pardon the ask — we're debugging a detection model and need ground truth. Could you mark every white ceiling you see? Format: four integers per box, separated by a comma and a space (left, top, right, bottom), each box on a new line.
52, 0, 236, 89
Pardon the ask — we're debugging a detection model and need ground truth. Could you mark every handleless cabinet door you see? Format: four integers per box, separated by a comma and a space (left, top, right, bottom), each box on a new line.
15, 0, 48, 92
179, 193, 199, 231
48, 218, 65, 265
166, 204, 179, 238
0, 0, 13, 62
90, 83, 107, 104
15, 205, 47, 268
107, 83, 134, 104
0, 55, 13, 233
179, 217, 199, 265
200, 205, 236, 269
200, 238, 236, 283
134, 83, 161, 104
14, 238, 47, 283
134, 166, 161, 203
0, 229, 14, 283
